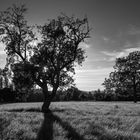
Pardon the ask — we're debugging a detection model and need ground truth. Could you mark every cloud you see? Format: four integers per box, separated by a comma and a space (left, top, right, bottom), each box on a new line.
0, 50, 5, 55
79, 42, 90, 49
102, 47, 140, 61
102, 36, 110, 42
0, 54, 6, 68
128, 25, 140, 35
75, 67, 113, 91
0, 42, 6, 55
123, 41, 133, 48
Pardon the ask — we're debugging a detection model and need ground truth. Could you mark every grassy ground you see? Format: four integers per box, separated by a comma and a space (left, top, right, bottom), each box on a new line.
0, 102, 140, 140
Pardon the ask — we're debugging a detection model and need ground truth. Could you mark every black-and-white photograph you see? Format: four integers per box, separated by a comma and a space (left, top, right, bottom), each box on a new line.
0, 0, 140, 139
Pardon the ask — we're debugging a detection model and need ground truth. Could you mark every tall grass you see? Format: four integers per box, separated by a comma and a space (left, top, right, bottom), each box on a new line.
0, 102, 140, 140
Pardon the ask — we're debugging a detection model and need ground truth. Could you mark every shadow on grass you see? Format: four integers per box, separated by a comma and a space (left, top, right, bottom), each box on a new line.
37, 112, 53, 140
6, 108, 65, 113
36, 111, 86, 140
5, 109, 85, 140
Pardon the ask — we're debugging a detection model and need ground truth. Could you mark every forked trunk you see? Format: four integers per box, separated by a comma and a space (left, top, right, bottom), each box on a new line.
42, 86, 58, 113
42, 98, 51, 113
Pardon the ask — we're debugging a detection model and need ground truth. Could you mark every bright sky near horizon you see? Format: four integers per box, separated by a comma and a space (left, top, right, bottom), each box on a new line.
0, 0, 140, 91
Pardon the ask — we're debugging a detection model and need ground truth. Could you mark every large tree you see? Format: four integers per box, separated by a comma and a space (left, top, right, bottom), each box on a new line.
31, 15, 90, 112
103, 51, 140, 103
0, 5, 90, 112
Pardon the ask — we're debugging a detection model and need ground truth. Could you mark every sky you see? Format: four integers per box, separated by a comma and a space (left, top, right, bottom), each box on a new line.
0, 0, 140, 91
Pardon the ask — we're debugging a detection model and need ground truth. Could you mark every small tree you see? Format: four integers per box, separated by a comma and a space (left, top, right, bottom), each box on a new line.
103, 51, 140, 103
30, 15, 90, 112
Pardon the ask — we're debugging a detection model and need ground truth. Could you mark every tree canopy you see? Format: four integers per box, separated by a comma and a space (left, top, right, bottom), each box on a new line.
103, 51, 140, 102
0, 4, 35, 64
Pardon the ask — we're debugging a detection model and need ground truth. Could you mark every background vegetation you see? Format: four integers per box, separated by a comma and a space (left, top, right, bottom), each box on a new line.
1, 86, 140, 103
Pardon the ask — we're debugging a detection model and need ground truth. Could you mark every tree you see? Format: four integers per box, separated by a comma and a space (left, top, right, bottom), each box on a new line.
103, 71, 127, 95
0, 5, 90, 112
103, 51, 140, 103
31, 15, 90, 112
0, 4, 35, 63
0, 4, 35, 94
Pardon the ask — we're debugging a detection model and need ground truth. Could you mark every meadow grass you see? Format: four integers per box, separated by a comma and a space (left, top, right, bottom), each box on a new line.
0, 102, 140, 140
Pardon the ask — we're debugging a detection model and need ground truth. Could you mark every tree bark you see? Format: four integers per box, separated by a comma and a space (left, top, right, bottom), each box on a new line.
133, 84, 137, 103
42, 98, 51, 113
132, 76, 137, 103
42, 86, 51, 113
41, 85, 58, 113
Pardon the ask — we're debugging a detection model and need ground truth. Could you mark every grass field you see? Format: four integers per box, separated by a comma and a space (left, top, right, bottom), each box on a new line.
0, 102, 140, 140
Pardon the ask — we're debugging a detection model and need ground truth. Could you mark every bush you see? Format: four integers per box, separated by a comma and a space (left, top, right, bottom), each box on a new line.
27, 89, 43, 102
0, 88, 16, 102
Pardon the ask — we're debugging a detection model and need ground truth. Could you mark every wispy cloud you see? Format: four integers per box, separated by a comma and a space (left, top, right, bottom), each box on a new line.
79, 42, 90, 49
0, 42, 6, 55
102, 47, 140, 61
128, 25, 140, 35
102, 36, 110, 42
0, 50, 5, 55
0, 54, 6, 68
123, 41, 133, 48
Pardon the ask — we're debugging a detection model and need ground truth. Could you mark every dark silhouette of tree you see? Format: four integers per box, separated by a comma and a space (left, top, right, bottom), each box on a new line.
0, 4, 35, 63
11, 62, 35, 101
0, 4, 36, 94
0, 5, 90, 111
31, 15, 90, 112
103, 51, 140, 103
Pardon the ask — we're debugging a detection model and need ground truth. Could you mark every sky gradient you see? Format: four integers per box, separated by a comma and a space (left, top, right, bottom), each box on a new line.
0, 0, 140, 91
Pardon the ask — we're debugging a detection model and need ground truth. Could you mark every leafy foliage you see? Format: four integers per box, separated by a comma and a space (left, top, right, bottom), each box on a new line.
0, 4, 36, 96
0, 4, 35, 63
103, 51, 140, 102
31, 15, 90, 89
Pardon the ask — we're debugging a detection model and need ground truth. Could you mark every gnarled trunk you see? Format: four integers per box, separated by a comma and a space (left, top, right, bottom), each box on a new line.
42, 98, 51, 113
42, 85, 58, 113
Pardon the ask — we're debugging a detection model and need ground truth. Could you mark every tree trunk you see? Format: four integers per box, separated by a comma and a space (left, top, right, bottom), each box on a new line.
41, 85, 58, 113
133, 84, 137, 103
42, 86, 51, 113
42, 98, 51, 113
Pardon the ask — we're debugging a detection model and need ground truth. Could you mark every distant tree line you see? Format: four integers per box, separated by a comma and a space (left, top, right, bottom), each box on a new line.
1, 85, 140, 103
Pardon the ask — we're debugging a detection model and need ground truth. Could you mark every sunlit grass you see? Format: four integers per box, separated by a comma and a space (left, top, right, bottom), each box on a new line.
0, 102, 140, 140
